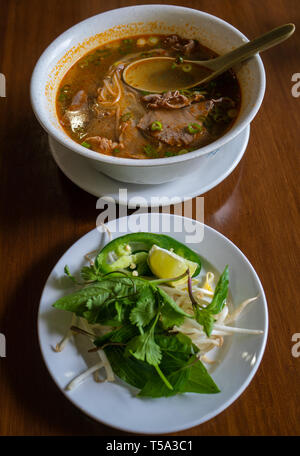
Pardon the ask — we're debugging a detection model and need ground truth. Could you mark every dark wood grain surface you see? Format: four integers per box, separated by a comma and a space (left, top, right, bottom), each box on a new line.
0, 0, 299, 436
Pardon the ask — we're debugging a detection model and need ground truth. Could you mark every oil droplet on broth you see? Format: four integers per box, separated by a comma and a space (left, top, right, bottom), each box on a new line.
125, 59, 213, 92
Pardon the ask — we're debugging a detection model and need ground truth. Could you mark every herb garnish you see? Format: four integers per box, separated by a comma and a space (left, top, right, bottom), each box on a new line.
53, 273, 220, 396
143, 144, 158, 158
188, 266, 229, 336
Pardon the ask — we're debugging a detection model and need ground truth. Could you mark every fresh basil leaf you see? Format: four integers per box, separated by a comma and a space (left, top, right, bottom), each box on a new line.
53, 283, 111, 315
206, 265, 229, 314
157, 287, 190, 329
53, 277, 138, 323
139, 364, 189, 397
179, 357, 220, 394
139, 355, 220, 397
195, 307, 216, 337
155, 333, 194, 355
94, 325, 139, 347
194, 266, 229, 336
154, 333, 194, 374
104, 346, 154, 389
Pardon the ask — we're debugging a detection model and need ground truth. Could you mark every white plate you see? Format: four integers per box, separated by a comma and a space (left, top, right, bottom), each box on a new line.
38, 213, 268, 434
49, 125, 250, 207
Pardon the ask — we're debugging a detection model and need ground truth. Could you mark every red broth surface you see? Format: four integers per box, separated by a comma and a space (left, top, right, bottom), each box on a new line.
56, 34, 241, 159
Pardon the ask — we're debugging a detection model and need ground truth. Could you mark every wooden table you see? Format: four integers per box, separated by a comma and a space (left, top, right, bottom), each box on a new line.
0, 0, 299, 436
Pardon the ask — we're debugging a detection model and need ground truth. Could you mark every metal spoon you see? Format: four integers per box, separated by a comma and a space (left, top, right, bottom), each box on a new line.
123, 23, 295, 93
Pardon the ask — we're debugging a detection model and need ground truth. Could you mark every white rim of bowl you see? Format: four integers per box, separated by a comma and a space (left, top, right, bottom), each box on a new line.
31, 5, 266, 168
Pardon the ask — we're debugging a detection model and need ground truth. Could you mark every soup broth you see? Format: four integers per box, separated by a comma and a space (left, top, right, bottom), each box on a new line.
56, 34, 241, 159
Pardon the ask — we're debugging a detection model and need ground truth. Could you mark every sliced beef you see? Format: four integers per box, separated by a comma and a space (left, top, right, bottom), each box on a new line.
66, 90, 88, 111
85, 136, 121, 155
87, 108, 118, 141
162, 34, 199, 56
141, 90, 204, 110
86, 121, 147, 159
118, 120, 148, 158
137, 101, 213, 148
62, 90, 89, 132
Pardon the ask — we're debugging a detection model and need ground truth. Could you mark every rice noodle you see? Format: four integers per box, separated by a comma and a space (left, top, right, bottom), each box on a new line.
104, 78, 117, 97
97, 70, 123, 107
115, 104, 120, 138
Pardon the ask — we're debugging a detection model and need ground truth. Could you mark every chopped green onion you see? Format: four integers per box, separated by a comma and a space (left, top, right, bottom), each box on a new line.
165, 151, 175, 157
95, 48, 112, 55
58, 92, 67, 102
81, 141, 91, 149
121, 112, 132, 122
176, 56, 184, 64
58, 84, 71, 102
148, 36, 159, 45
143, 144, 157, 158
113, 148, 121, 154
171, 63, 178, 70
182, 64, 192, 72
119, 39, 134, 54
187, 123, 203, 134
150, 121, 163, 132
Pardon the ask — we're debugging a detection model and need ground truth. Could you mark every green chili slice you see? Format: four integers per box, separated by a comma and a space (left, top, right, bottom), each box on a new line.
95, 232, 202, 276
81, 141, 91, 149
150, 121, 163, 131
182, 64, 192, 72
187, 123, 203, 134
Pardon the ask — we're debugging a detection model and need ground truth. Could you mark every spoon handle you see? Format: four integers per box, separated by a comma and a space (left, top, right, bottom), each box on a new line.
207, 23, 295, 73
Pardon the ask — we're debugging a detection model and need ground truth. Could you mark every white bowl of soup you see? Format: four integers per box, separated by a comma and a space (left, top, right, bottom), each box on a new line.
31, 5, 265, 185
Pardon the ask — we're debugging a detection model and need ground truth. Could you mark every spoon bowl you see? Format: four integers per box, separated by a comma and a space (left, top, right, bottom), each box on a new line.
123, 23, 295, 93
123, 57, 213, 93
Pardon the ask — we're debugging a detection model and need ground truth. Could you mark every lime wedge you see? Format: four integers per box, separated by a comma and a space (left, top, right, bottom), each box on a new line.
148, 244, 198, 286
